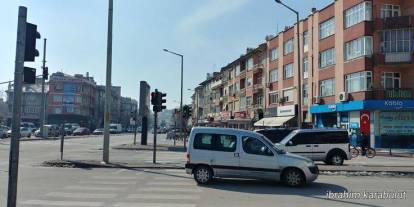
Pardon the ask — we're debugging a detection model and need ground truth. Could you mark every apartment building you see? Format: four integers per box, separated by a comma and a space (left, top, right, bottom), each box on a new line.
194, 0, 414, 149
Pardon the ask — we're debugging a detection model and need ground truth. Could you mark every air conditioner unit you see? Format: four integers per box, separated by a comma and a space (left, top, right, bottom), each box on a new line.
339, 92, 348, 102
278, 97, 286, 103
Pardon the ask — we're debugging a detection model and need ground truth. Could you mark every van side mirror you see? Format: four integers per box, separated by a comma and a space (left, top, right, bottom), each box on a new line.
287, 140, 294, 146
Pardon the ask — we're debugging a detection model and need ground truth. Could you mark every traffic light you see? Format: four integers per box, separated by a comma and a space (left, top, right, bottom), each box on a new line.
43, 67, 48, 80
151, 89, 167, 113
182, 105, 192, 118
24, 23, 41, 62
23, 67, 36, 84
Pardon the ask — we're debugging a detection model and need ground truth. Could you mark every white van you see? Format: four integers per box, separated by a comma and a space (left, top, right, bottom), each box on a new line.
278, 129, 351, 165
186, 127, 318, 187
110, 123, 122, 134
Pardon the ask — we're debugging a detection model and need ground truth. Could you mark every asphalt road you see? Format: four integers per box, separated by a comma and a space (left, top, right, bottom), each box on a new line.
0, 134, 413, 207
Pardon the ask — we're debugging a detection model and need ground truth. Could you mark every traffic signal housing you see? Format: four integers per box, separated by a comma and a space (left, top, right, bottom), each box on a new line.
43, 67, 48, 80
23, 67, 36, 84
151, 89, 167, 113
24, 23, 41, 62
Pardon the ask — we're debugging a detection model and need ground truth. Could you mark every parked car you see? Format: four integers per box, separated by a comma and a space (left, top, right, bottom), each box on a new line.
92, 128, 104, 135
34, 125, 61, 137
185, 127, 318, 187
64, 123, 80, 135
110, 124, 122, 134
278, 129, 351, 166
73, 127, 90, 136
255, 128, 295, 143
7, 127, 31, 138
0, 125, 9, 138
21, 122, 37, 133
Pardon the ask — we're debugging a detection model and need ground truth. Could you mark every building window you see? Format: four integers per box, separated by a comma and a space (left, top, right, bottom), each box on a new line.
270, 69, 278, 83
320, 18, 335, 39
381, 29, 414, 53
246, 58, 254, 70
229, 85, 234, 95
246, 96, 252, 106
228, 70, 233, 80
345, 36, 373, 61
303, 58, 309, 79
269, 48, 278, 61
380, 4, 401, 19
55, 83, 63, 90
303, 84, 309, 105
235, 82, 240, 92
269, 92, 279, 104
303, 31, 309, 52
320, 48, 335, 68
54, 107, 62, 114
53, 95, 62, 103
381, 72, 401, 89
247, 77, 253, 87
235, 65, 240, 76
284, 39, 294, 55
345, 71, 372, 93
284, 63, 294, 79
320, 78, 335, 97
240, 96, 246, 110
345, 1, 372, 28
283, 88, 294, 102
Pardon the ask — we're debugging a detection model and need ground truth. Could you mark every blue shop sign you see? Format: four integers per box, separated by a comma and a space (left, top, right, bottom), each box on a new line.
310, 101, 364, 113
310, 100, 414, 114
364, 100, 414, 110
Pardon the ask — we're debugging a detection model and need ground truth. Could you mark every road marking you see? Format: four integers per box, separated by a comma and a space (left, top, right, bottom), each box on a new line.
113, 169, 127, 174
64, 185, 127, 191
138, 187, 202, 193
78, 181, 137, 185
127, 194, 200, 200
146, 181, 195, 186
20, 200, 103, 206
164, 169, 186, 173
92, 176, 140, 180
153, 176, 192, 181
46, 192, 117, 199
113, 203, 196, 207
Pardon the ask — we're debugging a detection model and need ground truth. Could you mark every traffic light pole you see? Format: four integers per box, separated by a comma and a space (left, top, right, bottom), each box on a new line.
8, 6, 27, 207
133, 110, 137, 145
40, 38, 47, 138
153, 111, 157, 164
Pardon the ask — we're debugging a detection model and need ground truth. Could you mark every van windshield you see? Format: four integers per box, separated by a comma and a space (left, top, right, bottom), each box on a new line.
280, 131, 298, 145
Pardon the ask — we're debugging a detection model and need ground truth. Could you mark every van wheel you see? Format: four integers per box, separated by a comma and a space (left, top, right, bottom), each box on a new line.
283, 168, 305, 187
194, 166, 212, 185
329, 154, 344, 166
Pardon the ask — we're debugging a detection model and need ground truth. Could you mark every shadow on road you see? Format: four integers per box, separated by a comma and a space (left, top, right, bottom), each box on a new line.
201, 179, 382, 207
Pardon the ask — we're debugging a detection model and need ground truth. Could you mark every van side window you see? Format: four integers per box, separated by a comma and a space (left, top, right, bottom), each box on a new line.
193, 134, 213, 150
216, 134, 237, 152
290, 133, 313, 145
193, 133, 237, 152
242, 137, 273, 156
316, 131, 349, 144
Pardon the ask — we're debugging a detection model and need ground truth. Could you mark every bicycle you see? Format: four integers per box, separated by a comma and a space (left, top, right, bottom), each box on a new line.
351, 145, 376, 158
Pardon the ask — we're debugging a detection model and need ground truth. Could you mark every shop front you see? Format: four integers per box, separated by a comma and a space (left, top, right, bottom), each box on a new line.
227, 111, 251, 129
310, 100, 414, 149
254, 105, 297, 128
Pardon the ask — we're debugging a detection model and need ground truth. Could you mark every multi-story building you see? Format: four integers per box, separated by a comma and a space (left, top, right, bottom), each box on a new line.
0, 98, 7, 125
96, 85, 122, 127
120, 97, 138, 130
47, 72, 97, 128
194, 0, 414, 149
6, 78, 48, 126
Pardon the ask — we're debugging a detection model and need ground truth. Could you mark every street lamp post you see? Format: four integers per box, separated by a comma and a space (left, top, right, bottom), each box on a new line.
187, 88, 199, 126
275, 0, 302, 129
163, 49, 185, 149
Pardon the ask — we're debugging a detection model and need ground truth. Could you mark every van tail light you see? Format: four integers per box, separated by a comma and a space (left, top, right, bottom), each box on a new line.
186, 153, 190, 164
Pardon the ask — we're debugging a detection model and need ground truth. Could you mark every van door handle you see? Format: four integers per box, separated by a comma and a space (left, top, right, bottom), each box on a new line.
234, 153, 240, 157
314, 145, 319, 147
305, 145, 311, 147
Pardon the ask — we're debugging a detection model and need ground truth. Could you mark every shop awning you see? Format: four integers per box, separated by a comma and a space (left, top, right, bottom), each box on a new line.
254, 116, 294, 127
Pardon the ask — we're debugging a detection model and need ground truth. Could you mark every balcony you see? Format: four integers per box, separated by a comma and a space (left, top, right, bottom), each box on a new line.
239, 70, 246, 78
366, 88, 413, 100
374, 53, 413, 64
375, 16, 414, 30
252, 63, 264, 73
240, 88, 246, 97
253, 103, 264, 109
210, 80, 223, 89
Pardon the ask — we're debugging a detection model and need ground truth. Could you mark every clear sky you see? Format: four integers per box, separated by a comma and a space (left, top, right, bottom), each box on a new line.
0, 0, 332, 109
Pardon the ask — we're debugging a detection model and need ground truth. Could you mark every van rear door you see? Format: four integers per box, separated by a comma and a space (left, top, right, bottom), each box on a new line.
210, 133, 240, 177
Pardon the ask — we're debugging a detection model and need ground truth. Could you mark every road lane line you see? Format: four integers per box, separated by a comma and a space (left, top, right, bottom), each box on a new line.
146, 181, 195, 186
113, 202, 196, 207
78, 181, 137, 185
46, 192, 117, 199
137, 187, 202, 193
127, 194, 200, 200
64, 185, 127, 191
20, 200, 103, 206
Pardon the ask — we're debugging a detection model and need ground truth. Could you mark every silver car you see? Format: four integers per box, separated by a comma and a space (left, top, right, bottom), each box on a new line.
185, 127, 318, 187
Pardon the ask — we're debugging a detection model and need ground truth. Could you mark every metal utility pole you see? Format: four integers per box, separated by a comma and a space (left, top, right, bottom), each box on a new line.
103, 0, 113, 163
133, 109, 137, 145
153, 111, 157, 164
40, 38, 47, 138
163, 49, 185, 149
275, 0, 302, 129
7, 6, 27, 207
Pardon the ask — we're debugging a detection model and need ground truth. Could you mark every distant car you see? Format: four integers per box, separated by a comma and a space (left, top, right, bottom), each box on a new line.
255, 128, 295, 144
0, 125, 9, 138
73, 127, 90, 136
34, 125, 60, 137
93, 128, 104, 135
7, 127, 31, 138
21, 122, 37, 133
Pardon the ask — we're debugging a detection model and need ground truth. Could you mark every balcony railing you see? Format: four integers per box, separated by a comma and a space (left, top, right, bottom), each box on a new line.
366, 88, 413, 100
252, 63, 264, 73
375, 16, 413, 30
374, 53, 413, 64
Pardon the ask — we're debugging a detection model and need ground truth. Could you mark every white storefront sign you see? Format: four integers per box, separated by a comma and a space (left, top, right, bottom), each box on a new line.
277, 105, 296, 117
379, 111, 414, 135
